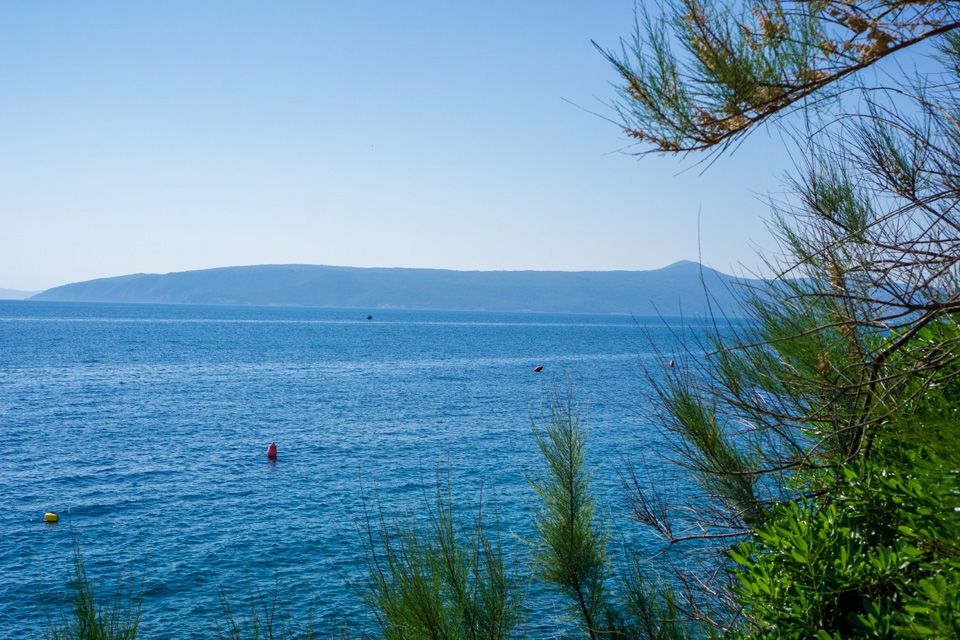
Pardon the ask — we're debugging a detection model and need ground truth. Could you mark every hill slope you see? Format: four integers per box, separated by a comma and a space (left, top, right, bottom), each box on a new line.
31, 262, 751, 315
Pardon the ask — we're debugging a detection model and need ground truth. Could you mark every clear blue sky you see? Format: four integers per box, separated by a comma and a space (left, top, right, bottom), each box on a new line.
1, 1, 796, 291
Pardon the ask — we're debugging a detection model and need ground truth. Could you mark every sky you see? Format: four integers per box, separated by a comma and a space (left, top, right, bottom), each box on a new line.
0, 1, 800, 291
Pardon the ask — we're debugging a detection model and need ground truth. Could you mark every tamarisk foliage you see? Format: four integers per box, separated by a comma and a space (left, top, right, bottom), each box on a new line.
530, 394, 609, 638
47, 544, 141, 640
358, 476, 522, 640
592, 1, 960, 638
530, 393, 692, 639
217, 582, 316, 640
599, 1, 960, 155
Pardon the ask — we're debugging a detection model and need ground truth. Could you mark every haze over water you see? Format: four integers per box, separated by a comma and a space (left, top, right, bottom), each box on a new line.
0, 301, 719, 637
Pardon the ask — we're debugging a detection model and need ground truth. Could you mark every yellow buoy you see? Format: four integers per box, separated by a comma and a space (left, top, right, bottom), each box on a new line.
43, 512, 58, 523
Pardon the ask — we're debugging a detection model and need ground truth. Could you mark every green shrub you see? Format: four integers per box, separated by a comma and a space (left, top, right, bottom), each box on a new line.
730, 454, 960, 639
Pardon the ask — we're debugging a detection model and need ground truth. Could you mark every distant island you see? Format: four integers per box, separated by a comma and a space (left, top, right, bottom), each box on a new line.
29, 261, 754, 315
0, 287, 39, 300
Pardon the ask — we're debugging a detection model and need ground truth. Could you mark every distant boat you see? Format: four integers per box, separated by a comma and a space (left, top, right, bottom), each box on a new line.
367, 314, 373, 320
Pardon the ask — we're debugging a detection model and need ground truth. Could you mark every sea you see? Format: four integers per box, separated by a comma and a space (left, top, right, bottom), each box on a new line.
0, 301, 719, 638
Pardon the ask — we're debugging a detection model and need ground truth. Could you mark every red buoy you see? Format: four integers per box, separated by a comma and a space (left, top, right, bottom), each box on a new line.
533, 365, 544, 373
668, 359, 675, 369
266, 441, 277, 460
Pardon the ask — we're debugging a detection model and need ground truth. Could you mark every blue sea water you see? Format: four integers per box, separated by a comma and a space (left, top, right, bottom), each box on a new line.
0, 301, 713, 638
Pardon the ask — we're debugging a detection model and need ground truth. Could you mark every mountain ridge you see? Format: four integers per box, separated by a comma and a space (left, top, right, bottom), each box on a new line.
30, 262, 753, 315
